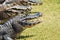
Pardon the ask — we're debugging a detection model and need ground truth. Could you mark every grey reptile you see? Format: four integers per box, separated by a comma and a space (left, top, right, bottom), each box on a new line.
0, 0, 43, 40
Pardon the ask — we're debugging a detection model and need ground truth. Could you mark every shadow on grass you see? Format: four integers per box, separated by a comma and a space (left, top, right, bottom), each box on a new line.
29, 12, 40, 13
16, 35, 35, 39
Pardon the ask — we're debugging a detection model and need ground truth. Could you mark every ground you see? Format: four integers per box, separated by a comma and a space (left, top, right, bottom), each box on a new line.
16, 0, 60, 40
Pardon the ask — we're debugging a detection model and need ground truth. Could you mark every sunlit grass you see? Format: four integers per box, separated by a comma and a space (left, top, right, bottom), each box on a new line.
16, 0, 60, 40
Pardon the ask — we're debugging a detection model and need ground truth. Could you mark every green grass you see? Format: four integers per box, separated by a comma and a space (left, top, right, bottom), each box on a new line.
16, 0, 60, 40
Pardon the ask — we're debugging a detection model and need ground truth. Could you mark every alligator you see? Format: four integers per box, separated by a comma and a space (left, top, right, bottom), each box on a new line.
0, 0, 43, 11
0, 12, 42, 40
0, 0, 43, 40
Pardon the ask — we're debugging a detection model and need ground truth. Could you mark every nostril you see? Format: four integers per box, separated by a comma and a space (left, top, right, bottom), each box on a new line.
38, 22, 40, 24
39, 2, 43, 5
29, 23, 31, 26
33, 23, 35, 25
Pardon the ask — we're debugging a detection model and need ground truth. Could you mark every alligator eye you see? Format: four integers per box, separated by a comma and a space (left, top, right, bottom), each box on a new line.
0, 0, 5, 4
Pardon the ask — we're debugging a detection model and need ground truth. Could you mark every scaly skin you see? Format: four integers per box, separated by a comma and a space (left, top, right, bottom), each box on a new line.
0, 12, 42, 40
0, 0, 43, 40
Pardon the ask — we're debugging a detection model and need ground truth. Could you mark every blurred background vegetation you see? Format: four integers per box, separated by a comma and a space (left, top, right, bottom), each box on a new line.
16, 0, 60, 40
